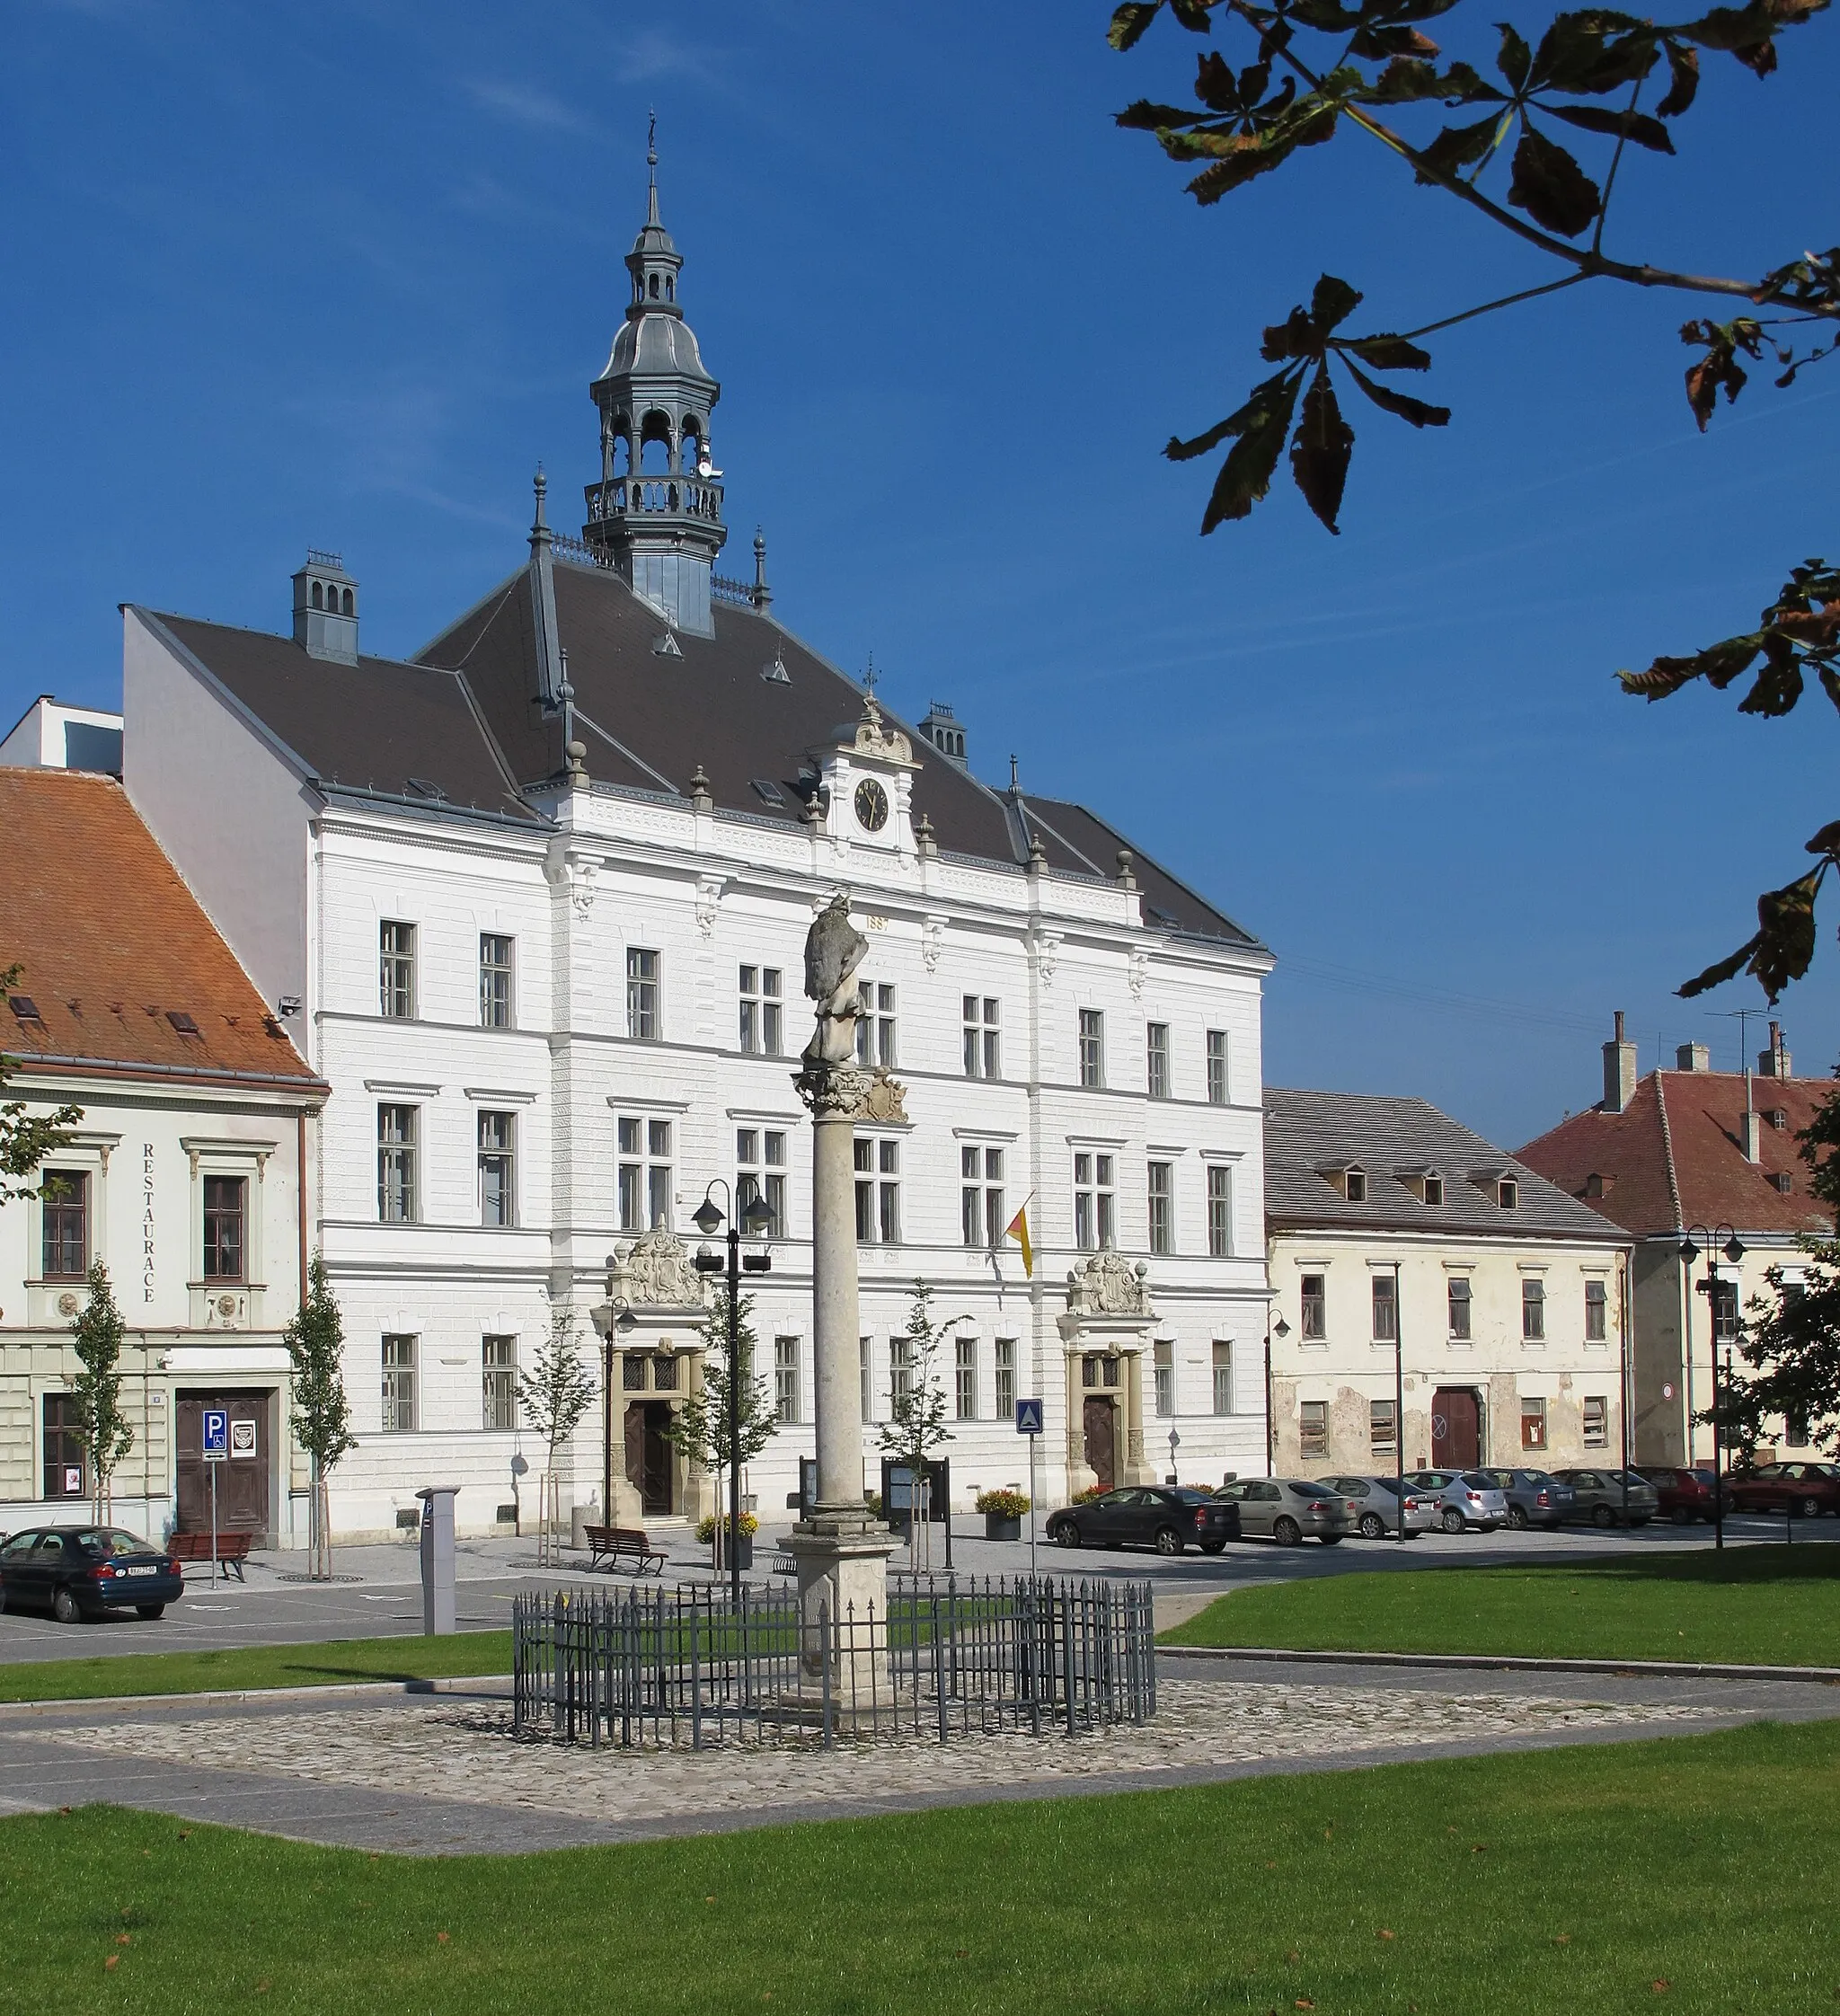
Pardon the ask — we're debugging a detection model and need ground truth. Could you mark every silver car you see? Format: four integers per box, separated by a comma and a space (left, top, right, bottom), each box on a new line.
1216, 1477, 1356, 1545
1402, 1469, 1510, 1534
1322, 1474, 1440, 1539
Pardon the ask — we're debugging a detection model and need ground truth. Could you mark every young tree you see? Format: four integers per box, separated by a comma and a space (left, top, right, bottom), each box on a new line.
70, 1260, 132, 1525
1721, 1076, 1840, 1456
0, 961, 81, 1205
517, 1306, 596, 1554
1104, 0, 1836, 995
284, 1253, 355, 1580
664, 1281, 777, 1539
877, 1280, 954, 1500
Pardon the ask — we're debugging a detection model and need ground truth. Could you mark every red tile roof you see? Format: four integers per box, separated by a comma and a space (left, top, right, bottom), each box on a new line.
0, 768, 318, 1084
1518, 1070, 1833, 1238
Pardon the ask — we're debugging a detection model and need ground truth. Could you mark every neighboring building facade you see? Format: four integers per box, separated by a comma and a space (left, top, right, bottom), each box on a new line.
1518, 1015, 1832, 1465
112, 172, 1274, 1539
0, 769, 324, 1543
1266, 1088, 1630, 1478
0, 696, 123, 776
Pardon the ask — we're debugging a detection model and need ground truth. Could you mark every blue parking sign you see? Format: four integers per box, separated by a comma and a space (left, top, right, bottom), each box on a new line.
202, 1409, 228, 1462
1014, 1398, 1044, 1437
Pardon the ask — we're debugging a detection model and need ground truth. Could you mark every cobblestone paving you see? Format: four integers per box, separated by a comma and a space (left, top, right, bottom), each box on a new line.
47, 1683, 1712, 1825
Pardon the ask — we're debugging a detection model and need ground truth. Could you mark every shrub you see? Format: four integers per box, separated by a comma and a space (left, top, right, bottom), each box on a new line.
975, 1489, 1030, 1517
1072, 1484, 1110, 1505
694, 1511, 759, 1544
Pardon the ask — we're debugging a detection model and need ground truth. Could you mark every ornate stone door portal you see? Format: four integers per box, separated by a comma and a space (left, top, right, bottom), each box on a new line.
1057, 1252, 1157, 1494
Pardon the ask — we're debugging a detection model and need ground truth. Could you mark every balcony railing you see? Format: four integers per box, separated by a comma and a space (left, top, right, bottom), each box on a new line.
586, 475, 724, 526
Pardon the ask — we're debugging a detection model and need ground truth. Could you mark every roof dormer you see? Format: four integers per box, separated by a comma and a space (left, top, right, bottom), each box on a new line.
1472, 1166, 1519, 1209
1394, 1165, 1445, 1206
813, 694, 920, 859
1318, 1160, 1368, 1203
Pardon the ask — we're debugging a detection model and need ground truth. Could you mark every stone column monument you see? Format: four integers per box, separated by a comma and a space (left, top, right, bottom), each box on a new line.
790, 892, 901, 1701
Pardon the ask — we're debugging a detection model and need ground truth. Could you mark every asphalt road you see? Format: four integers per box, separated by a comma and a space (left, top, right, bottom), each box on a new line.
1, 1511, 1832, 1667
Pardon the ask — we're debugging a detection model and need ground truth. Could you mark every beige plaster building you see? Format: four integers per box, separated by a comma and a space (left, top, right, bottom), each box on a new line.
1265, 1088, 1630, 1479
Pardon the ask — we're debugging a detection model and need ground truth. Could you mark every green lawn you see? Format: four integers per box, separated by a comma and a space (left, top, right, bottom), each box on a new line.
1160, 1545, 1840, 1664
4, 1719, 1836, 2012
0, 1631, 513, 1704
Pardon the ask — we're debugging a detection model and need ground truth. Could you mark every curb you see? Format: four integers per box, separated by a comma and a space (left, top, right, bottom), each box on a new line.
0, 1675, 514, 1718
1155, 1643, 1840, 1684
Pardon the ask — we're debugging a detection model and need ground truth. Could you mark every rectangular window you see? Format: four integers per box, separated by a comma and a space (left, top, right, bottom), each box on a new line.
381, 1335, 418, 1432
854, 1137, 899, 1243
202, 1174, 246, 1280
1785, 1414, 1809, 1448
1711, 1277, 1740, 1343
1300, 1274, 1326, 1340
40, 1170, 88, 1280
1448, 1277, 1473, 1340
1371, 1272, 1398, 1342
376, 1105, 418, 1223
962, 995, 1001, 1079
889, 1334, 914, 1408
855, 982, 898, 1067
1073, 1151, 1115, 1251
955, 1336, 978, 1420
1148, 1161, 1173, 1256
1522, 1278, 1546, 1341
43, 1393, 86, 1499
1582, 1394, 1609, 1447
482, 1335, 517, 1430
994, 1338, 1016, 1421
960, 1145, 1004, 1250
1154, 1340, 1173, 1418
1299, 1400, 1329, 1457
1146, 1022, 1170, 1100
479, 933, 515, 1029
774, 1337, 801, 1425
1521, 1395, 1548, 1451
738, 965, 783, 1056
1207, 1164, 1233, 1258
617, 1116, 673, 1233
479, 1110, 517, 1227
626, 948, 660, 1040
379, 921, 416, 1019
1077, 1009, 1105, 1089
1206, 1029, 1228, 1106
736, 1127, 788, 1236
1585, 1278, 1608, 1341
860, 1336, 872, 1423
1369, 1398, 1397, 1455
1212, 1341, 1234, 1417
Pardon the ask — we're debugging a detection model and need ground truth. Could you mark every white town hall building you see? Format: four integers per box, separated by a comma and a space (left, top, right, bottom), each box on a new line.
111, 169, 1274, 1542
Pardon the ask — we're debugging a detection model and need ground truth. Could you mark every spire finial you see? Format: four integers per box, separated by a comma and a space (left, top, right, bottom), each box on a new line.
647, 109, 658, 172
645, 111, 660, 227
532, 465, 549, 533
862, 650, 879, 696
1009, 754, 1021, 794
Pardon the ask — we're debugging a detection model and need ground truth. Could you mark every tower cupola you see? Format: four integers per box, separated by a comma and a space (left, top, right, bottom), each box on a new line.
583, 127, 726, 637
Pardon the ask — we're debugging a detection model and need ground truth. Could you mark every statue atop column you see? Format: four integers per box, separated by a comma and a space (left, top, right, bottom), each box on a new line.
801, 893, 868, 1066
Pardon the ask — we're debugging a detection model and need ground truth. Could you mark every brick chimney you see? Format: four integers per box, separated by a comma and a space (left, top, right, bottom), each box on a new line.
1676, 1042, 1710, 1072
1757, 1020, 1792, 1080
1602, 1011, 1637, 1113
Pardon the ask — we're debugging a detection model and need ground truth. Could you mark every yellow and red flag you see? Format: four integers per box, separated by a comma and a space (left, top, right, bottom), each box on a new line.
1004, 1202, 1033, 1278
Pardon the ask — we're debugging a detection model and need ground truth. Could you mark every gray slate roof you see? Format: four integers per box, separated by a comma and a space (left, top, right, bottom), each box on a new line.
1265, 1087, 1624, 1242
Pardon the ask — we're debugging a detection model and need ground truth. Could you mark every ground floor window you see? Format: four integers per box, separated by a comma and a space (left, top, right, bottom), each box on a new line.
1298, 1399, 1328, 1457
1582, 1394, 1608, 1447
1154, 1340, 1173, 1418
482, 1336, 516, 1430
775, 1337, 801, 1425
1369, 1397, 1396, 1455
1211, 1342, 1234, 1416
860, 1337, 872, 1424
955, 1336, 978, 1419
382, 1335, 418, 1432
43, 1394, 86, 1499
994, 1339, 1015, 1422
1521, 1395, 1547, 1451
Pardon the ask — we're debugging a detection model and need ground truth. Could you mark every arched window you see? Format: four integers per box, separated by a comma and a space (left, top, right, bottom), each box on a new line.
311, 581, 323, 610
640, 411, 673, 474
341, 588, 354, 616
609, 432, 631, 477
648, 273, 659, 299
665, 275, 675, 301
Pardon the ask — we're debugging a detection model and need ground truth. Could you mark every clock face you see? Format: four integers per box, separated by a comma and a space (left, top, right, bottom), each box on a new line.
854, 777, 889, 834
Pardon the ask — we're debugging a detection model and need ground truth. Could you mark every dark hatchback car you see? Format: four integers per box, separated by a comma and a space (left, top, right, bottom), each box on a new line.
1634, 1465, 1721, 1524
1725, 1462, 1840, 1519
1047, 1487, 1242, 1556
1548, 1468, 1658, 1526
0, 1525, 185, 1623
1473, 1468, 1577, 1530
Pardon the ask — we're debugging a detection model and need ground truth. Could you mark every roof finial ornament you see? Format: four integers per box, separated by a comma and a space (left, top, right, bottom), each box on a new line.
862, 651, 879, 697
532, 464, 549, 535
645, 110, 660, 226
1009, 754, 1021, 794
648, 109, 658, 172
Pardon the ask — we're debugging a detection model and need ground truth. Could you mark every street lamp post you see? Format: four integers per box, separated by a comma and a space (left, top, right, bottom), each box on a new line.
1680, 1223, 1744, 1552
694, 1180, 777, 1608
1263, 1313, 1289, 1476
1393, 1261, 1406, 1545
1166, 1425, 1180, 1486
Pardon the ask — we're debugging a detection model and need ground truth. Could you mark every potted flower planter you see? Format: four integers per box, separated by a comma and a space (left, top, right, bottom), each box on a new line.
984, 1512, 1022, 1542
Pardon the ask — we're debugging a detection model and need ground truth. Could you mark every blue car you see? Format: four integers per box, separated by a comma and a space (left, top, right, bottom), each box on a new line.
0, 1525, 185, 1623
1475, 1468, 1578, 1531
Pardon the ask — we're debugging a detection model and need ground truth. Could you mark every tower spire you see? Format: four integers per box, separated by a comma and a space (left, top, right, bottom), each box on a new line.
646, 109, 659, 226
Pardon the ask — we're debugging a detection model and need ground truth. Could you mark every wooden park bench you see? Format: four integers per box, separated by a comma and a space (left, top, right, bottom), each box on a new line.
168, 1532, 254, 1581
583, 1525, 666, 1576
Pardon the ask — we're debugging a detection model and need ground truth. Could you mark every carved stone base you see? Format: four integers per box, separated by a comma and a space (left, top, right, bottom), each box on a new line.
786, 1513, 898, 1709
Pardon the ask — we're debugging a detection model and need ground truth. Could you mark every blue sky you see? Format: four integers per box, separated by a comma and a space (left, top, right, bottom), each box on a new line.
2, 0, 1834, 1145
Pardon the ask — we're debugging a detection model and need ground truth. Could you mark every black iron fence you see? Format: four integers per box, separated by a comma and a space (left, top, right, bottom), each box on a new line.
511, 1572, 1155, 1749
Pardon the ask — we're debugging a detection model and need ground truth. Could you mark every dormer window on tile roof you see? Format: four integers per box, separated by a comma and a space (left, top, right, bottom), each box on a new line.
1393, 1165, 1444, 1205
1318, 1161, 1367, 1202
1499, 1177, 1518, 1209
8, 995, 42, 1023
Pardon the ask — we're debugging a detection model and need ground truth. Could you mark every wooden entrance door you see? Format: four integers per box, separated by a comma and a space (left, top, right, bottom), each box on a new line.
1083, 1397, 1117, 1491
175, 1392, 272, 1537
1431, 1387, 1481, 1468
624, 1401, 673, 1516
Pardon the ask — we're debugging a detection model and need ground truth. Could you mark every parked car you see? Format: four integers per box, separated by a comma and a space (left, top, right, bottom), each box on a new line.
1473, 1468, 1577, 1531
0, 1525, 184, 1623
1633, 1465, 1721, 1525
1548, 1468, 1658, 1526
1214, 1478, 1356, 1545
1725, 1462, 1840, 1519
1321, 1475, 1438, 1539
1046, 1487, 1242, 1556
1402, 1470, 1510, 1534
